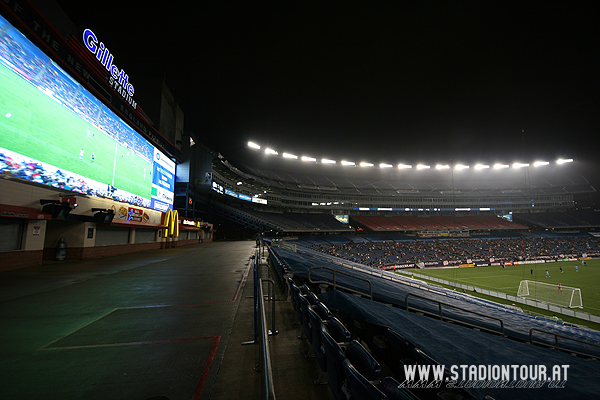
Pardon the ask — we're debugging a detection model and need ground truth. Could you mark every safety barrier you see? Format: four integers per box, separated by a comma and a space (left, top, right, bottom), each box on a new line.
405, 292, 506, 337
529, 327, 600, 359
308, 266, 373, 300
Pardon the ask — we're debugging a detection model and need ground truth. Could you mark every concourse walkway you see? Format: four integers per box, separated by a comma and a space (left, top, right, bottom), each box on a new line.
0, 241, 333, 400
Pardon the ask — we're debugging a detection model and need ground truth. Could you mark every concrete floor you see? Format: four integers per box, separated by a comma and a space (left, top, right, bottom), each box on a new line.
0, 241, 334, 400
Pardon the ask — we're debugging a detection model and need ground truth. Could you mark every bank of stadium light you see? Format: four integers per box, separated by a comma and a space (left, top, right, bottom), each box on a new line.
455, 164, 469, 170
557, 158, 573, 164
475, 164, 490, 170
494, 163, 509, 169
398, 164, 412, 169
301, 156, 317, 162
380, 163, 393, 168
436, 164, 450, 170
248, 141, 260, 150
283, 152, 297, 159
265, 148, 278, 155
322, 158, 336, 164
360, 162, 374, 167
533, 161, 549, 167
416, 164, 430, 170
341, 160, 355, 166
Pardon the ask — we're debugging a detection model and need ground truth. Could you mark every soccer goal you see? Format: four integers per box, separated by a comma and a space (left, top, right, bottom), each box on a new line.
517, 280, 583, 308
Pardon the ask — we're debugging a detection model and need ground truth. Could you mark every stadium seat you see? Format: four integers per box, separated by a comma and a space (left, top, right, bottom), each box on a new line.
345, 340, 381, 381
298, 290, 319, 341
326, 317, 352, 344
383, 328, 418, 379
288, 277, 300, 314
342, 358, 388, 400
308, 302, 333, 383
321, 322, 350, 400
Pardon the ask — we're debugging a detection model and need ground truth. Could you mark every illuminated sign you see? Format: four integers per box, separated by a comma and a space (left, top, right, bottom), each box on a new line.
181, 219, 196, 226
162, 208, 179, 237
212, 183, 267, 205
82, 29, 136, 108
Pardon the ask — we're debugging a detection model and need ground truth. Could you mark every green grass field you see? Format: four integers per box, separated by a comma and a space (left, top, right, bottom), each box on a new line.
409, 260, 600, 317
0, 63, 153, 199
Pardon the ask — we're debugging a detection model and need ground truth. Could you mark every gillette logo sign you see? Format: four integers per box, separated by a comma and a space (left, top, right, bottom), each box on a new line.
83, 29, 136, 103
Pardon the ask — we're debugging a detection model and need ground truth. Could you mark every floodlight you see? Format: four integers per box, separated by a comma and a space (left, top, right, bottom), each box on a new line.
455, 164, 469, 170
379, 163, 393, 168
398, 164, 412, 169
40, 199, 76, 219
360, 162, 374, 167
341, 161, 355, 166
248, 141, 260, 149
513, 162, 529, 168
283, 153, 297, 159
436, 164, 450, 170
322, 158, 336, 164
265, 148, 278, 155
494, 164, 509, 169
416, 164, 430, 170
236, 181, 243, 185
301, 156, 316, 162
475, 164, 490, 170
533, 161, 549, 167
557, 158, 573, 164
91, 208, 115, 224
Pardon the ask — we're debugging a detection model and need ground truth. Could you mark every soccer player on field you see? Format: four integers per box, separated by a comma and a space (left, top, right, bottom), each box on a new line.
558, 283, 562, 293
545, 270, 550, 278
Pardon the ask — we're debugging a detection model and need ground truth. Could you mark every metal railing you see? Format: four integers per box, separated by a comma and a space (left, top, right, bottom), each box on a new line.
308, 266, 373, 300
258, 278, 277, 400
405, 292, 506, 337
529, 328, 600, 359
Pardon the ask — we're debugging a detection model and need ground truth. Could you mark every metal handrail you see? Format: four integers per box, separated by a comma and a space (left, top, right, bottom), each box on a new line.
405, 292, 505, 337
529, 327, 600, 359
308, 266, 373, 300
258, 278, 276, 400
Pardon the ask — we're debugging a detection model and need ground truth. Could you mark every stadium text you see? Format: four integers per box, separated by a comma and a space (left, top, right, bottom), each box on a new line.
83, 29, 135, 97
399, 364, 569, 389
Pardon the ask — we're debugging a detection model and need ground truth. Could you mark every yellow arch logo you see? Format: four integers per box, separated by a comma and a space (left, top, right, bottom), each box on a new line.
162, 209, 179, 237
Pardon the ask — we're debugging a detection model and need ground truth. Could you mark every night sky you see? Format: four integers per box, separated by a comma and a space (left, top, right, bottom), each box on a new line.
54, 2, 598, 177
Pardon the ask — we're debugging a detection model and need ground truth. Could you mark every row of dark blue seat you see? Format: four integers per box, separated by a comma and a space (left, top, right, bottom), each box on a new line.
288, 277, 421, 400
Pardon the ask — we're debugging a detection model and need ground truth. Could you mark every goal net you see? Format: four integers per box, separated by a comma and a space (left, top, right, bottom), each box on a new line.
517, 280, 583, 308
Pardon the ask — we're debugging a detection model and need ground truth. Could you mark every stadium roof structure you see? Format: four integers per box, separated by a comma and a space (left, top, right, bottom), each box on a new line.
215, 153, 596, 198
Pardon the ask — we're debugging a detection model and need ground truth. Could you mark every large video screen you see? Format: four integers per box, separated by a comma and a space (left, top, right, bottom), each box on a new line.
0, 15, 175, 211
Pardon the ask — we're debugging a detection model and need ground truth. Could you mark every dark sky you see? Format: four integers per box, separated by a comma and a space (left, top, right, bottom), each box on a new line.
54, 1, 598, 170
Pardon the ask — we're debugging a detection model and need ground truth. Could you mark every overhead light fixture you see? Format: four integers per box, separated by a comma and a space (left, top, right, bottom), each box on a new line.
416, 164, 430, 170
321, 159, 336, 164
282, 153, 297, 159
247, 141, 260, 149
398, 164, 412, 169
493, 164, 509, 169
436, 164, 450, 170
360, 162, 374, 167
557, 158, 573, 164
341, 161, 355, 166
455, 164, 469, 170
91, 208, 115, 224
301, 156, 316, 162
265, 148, 278, 155
533, 161, 549, 167
513, 162, 530, 168
475, 164, 490, 170
40, 199, 77, 219
379, 163, 393, 168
